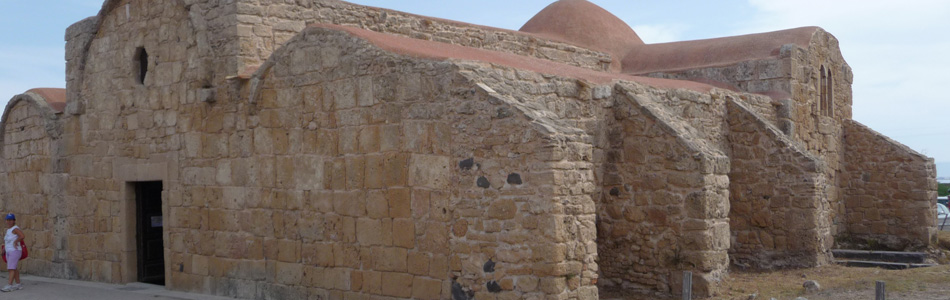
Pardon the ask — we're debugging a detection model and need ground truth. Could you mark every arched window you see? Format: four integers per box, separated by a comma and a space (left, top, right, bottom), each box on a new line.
819, 65, 833, 117
135, 47, 149, 85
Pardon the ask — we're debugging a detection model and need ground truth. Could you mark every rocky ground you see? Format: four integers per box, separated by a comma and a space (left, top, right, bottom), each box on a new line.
717, 264, 950, 300
605, 259, 950, 300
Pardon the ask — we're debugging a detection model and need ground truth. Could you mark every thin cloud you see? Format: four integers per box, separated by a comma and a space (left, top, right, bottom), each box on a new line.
742, 0, 950, 34
631, 24, 688, 44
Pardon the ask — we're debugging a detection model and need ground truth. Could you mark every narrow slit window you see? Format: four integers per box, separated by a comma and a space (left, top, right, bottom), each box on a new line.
819, 65, 828, 116
825, 70, 833, 117
136, 47, 149, 84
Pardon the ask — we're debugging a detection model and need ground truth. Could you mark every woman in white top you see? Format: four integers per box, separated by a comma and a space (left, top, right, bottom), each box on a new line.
1, 213, 25, 292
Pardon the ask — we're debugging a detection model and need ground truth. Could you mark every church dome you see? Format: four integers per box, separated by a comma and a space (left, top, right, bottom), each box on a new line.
519, 0, 643, 63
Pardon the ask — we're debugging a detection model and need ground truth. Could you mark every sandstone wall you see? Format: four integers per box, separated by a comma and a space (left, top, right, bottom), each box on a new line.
67, 0, 238, 113
414, 54, 740, 298
166, 30, 463, 298
162, 26, 602, 299
452, 64, 735, 298
451, 63, 602, 299
232, 0, 612, 74
786, 30, 853, 239
48, 13, 612, 297
842, 120, 936, 249
640, 57, 786, 128
54, 0, 205, 284
636, 88, 732, 152
0, 99, 61, 277
1, 92, 74, 279
633, 49, 842, 270
52, 1, 614, 297
643, 29, 855, 244
725, 99, 831, 268
596, 84, 730, 297
12, 1, 934, 299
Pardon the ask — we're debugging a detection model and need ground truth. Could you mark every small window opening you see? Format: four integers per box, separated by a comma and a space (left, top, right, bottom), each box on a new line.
819, 65, 833, 117
135, 47, 149, 84
825, 70, 833, 117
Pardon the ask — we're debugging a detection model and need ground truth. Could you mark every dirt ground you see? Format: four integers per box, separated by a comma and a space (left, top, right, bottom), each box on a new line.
602, 264, 950, 300
606, 232, 950, 300
716, 231, 950, 300
717, 264, 950, 300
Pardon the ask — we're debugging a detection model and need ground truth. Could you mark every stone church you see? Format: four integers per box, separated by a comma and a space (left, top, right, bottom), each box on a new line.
0, 0, 937, 298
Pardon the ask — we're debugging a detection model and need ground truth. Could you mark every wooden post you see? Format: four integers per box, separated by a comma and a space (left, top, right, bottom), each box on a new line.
682, 271, 693, 300
875, 281, 886, 300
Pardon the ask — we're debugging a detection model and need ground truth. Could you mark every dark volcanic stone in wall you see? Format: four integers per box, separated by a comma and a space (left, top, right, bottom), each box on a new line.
609, 187, 620, 196
507, 173, 522, 185
483, 259, 495, 272
477, 176, 490, 188
459, 158, 475, 170
451, 281, 474, 300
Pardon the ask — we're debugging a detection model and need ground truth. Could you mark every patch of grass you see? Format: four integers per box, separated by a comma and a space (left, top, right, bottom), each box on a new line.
715, 233, 950, 299
937, 232, 950, 265
718, 264, 950, 299
939, 231, 950, 251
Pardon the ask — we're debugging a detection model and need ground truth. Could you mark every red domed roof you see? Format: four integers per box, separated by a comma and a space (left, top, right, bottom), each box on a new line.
520, 0, 643, 67
26, 88, 67, 112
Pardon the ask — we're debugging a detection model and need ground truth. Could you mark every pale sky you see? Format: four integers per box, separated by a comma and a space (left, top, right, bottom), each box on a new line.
2, 0, 948, 176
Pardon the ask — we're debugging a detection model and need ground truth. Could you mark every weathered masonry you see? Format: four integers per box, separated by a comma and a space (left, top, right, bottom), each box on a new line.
0, 0, 937, 299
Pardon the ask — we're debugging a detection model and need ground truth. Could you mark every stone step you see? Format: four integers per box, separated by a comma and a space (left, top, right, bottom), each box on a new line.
834, 259, 936, 270
831, 249, 928, 264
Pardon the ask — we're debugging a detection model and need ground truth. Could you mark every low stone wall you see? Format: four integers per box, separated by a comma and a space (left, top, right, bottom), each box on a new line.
234, 0, 613, 73
842, 120, 936, 250
726, 99, 832, 268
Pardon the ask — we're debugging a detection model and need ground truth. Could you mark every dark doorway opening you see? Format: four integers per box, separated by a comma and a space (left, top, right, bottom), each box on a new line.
134, 181, 165, 285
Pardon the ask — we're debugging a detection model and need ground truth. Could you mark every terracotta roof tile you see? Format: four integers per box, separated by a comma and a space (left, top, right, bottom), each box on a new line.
623, 27, 820, 74
312, 23, 715, 92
